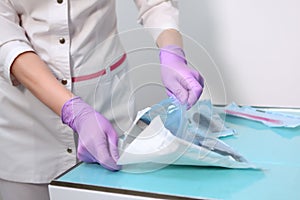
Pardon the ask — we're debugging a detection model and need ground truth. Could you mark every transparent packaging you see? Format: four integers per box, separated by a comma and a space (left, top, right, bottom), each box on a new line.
118, 98, 255, 173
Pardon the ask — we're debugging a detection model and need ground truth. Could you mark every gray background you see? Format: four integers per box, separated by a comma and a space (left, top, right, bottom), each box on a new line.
116, 0, 300, 109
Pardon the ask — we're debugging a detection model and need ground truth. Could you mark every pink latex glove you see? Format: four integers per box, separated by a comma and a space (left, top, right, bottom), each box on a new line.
160, 45, 204, 108
61, 96, 120, 171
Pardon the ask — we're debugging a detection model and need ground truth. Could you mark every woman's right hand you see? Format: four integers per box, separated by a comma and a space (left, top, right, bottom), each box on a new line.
61, 96, 120, 171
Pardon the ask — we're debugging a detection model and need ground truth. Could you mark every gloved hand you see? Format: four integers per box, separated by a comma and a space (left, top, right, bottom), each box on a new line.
61, 96, 120, 171
160, 45, 204, 108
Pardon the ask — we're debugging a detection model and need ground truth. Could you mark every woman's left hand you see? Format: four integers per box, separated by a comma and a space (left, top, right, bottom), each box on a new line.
160, 45, 204, 108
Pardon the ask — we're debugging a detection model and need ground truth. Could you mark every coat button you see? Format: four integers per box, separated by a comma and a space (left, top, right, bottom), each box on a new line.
67, 148, 73, 153
59, 37, 65, 44
57, 0, 63, 4
61, 79, 68, 85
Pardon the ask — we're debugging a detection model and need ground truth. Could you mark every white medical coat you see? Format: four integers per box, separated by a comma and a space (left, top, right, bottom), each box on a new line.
0, 0, 179, 183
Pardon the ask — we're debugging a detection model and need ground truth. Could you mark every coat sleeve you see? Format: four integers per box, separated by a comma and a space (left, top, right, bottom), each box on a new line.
133, 0, 179, 41
0, 0, 34, 84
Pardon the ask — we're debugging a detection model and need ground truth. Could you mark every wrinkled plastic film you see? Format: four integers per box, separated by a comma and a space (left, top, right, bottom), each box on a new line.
186, 99, 236, 139
141, 97, 187, 136
119, 97, 191, 172
140, 98, 242, 161
118, 98, 254, 171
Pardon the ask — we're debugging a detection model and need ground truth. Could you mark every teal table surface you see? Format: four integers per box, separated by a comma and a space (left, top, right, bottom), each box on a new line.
52, 111, 300, 200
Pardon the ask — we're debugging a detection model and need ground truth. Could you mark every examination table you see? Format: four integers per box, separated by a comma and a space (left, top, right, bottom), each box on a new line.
49, 108, 300, 200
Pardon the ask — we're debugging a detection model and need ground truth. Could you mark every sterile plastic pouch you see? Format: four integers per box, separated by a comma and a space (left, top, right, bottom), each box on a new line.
224, 102, 300, 128
186, 99, 236, 138
118, 98, 255, 172
141, 98, 236, 139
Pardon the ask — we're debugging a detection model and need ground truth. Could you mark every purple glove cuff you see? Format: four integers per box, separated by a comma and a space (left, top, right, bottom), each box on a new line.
159, 45, 187, 64
61, 96, 84, 131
